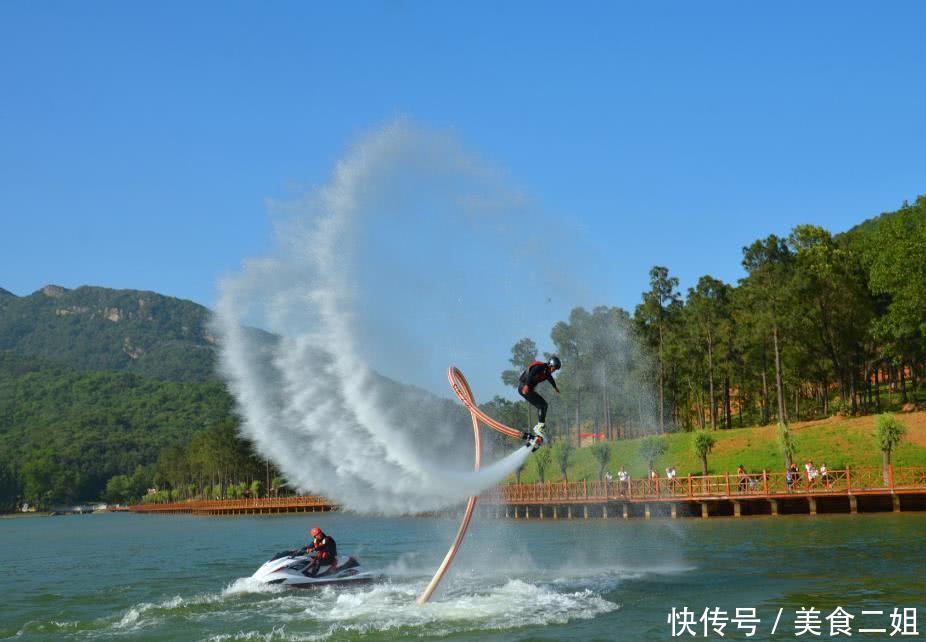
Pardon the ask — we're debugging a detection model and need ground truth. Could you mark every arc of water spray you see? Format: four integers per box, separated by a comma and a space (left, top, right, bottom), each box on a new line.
416, 366, 528, 605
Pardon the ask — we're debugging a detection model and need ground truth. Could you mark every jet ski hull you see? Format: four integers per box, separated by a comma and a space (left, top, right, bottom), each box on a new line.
252, 551, 377, 588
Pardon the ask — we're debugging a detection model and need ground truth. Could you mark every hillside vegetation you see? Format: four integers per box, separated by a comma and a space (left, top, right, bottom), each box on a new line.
0, 285, 218, 381
499, 195, 926, 441
514, 411, 926, 484
0, 353, 234, 508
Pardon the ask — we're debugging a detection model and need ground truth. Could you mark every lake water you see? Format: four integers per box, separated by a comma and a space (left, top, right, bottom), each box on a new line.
1, 511, 923, 641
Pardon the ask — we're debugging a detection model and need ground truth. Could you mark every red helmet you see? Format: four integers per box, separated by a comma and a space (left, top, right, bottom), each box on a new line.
310, 527, 322, 538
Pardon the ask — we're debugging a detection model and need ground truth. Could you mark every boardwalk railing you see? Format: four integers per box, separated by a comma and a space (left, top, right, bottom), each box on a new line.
480, 465, 926, 505
129, 466, 926, 513
130, 494, 332, 513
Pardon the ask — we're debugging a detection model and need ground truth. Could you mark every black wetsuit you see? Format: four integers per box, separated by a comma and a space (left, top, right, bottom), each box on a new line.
518, 361, 559, 423
304, 534, 338, 576
312, 535, 337, 561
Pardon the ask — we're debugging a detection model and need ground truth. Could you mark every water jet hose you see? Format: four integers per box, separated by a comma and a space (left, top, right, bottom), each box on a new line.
416, 366, 524, 605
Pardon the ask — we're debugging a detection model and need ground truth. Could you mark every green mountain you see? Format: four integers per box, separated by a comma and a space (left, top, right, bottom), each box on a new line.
0, 285, 219, 382
0, 351, 236, 507
0, 283, 461, 508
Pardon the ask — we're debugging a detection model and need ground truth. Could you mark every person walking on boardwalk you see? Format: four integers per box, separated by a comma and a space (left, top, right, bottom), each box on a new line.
518, 355, 561, 445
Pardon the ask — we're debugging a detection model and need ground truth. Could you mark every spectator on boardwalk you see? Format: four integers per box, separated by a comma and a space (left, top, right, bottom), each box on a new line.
790, 464, 801, 490
820, 462, 830, 489
665, 466, 677, 493
737, 464, 748, 492
604, 471, 613, 493
805, 460, 819, 487
617, 466, 629, 496
786, 464, 796, 492
649, 468, 659, 495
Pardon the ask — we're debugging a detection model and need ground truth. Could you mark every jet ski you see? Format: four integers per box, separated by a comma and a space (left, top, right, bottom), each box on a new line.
252, 550, 377, 588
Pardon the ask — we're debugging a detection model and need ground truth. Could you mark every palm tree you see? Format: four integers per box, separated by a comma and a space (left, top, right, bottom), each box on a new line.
533, 447, 552, 483
876, 414, 907, 484
693, 431, 716, 475
553, 440, 574, 481
591, 442, 612, 481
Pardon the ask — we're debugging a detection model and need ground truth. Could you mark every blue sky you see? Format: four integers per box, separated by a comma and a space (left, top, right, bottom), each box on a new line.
2, 2, 925, 392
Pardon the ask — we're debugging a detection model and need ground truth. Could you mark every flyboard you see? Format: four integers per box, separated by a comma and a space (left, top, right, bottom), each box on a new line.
416, 366, 535, 605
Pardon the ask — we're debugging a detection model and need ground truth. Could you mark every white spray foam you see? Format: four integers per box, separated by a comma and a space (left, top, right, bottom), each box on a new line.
223, 576, 288, 597
109, 567, 636, 639
298, 579, 618, 635
214, 121, 538, 514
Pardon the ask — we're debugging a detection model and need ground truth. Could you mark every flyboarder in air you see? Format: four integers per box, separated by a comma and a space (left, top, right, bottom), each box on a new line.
518, 356, 561, 448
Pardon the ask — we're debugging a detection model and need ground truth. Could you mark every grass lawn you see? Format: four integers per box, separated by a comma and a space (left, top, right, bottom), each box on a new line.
511, 410, 926, 484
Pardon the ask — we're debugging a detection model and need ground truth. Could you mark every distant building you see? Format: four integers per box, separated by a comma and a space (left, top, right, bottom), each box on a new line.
579, 432, 606, 447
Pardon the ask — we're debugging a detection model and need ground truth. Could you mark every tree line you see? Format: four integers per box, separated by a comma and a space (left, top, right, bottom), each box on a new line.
501, 196, 926, 443
0, 353, 240, 508
105, 418, 287, 505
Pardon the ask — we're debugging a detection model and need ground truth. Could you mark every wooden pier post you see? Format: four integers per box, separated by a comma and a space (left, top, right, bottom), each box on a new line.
602, 504, 608, 519
645, 504, 652, 520
553, 505, 558, 520
567, 506, 573, 520
769, 499, 779, 516
622, 504, 629, 520
583, 505, 589, 520
700, 502, 709, 519
671, 503, 678, 519
733, 501, 742, 517
808, 497, 817, 516
848, 495, 857, 514
892, 495, 901, 513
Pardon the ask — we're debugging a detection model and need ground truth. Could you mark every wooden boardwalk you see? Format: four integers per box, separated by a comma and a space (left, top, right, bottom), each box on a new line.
481, 465, 926, 519
129, 495, 335, 515
129, 465, 926, 519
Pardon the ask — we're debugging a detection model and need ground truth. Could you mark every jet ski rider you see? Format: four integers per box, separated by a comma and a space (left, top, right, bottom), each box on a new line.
300, 527, 337, 576
518, 355, 561, 445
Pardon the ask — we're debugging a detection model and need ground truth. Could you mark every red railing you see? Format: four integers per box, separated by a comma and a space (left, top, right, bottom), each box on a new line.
128, 466, 926, 512
130, 494, 332, 512
893, 466, 926, 488
480, 465, 926, 504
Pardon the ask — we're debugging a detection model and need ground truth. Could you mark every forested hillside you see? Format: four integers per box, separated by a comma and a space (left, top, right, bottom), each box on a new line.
506, 195, 926, 442
0, 353, 235, 509
0, 285, 218, 381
